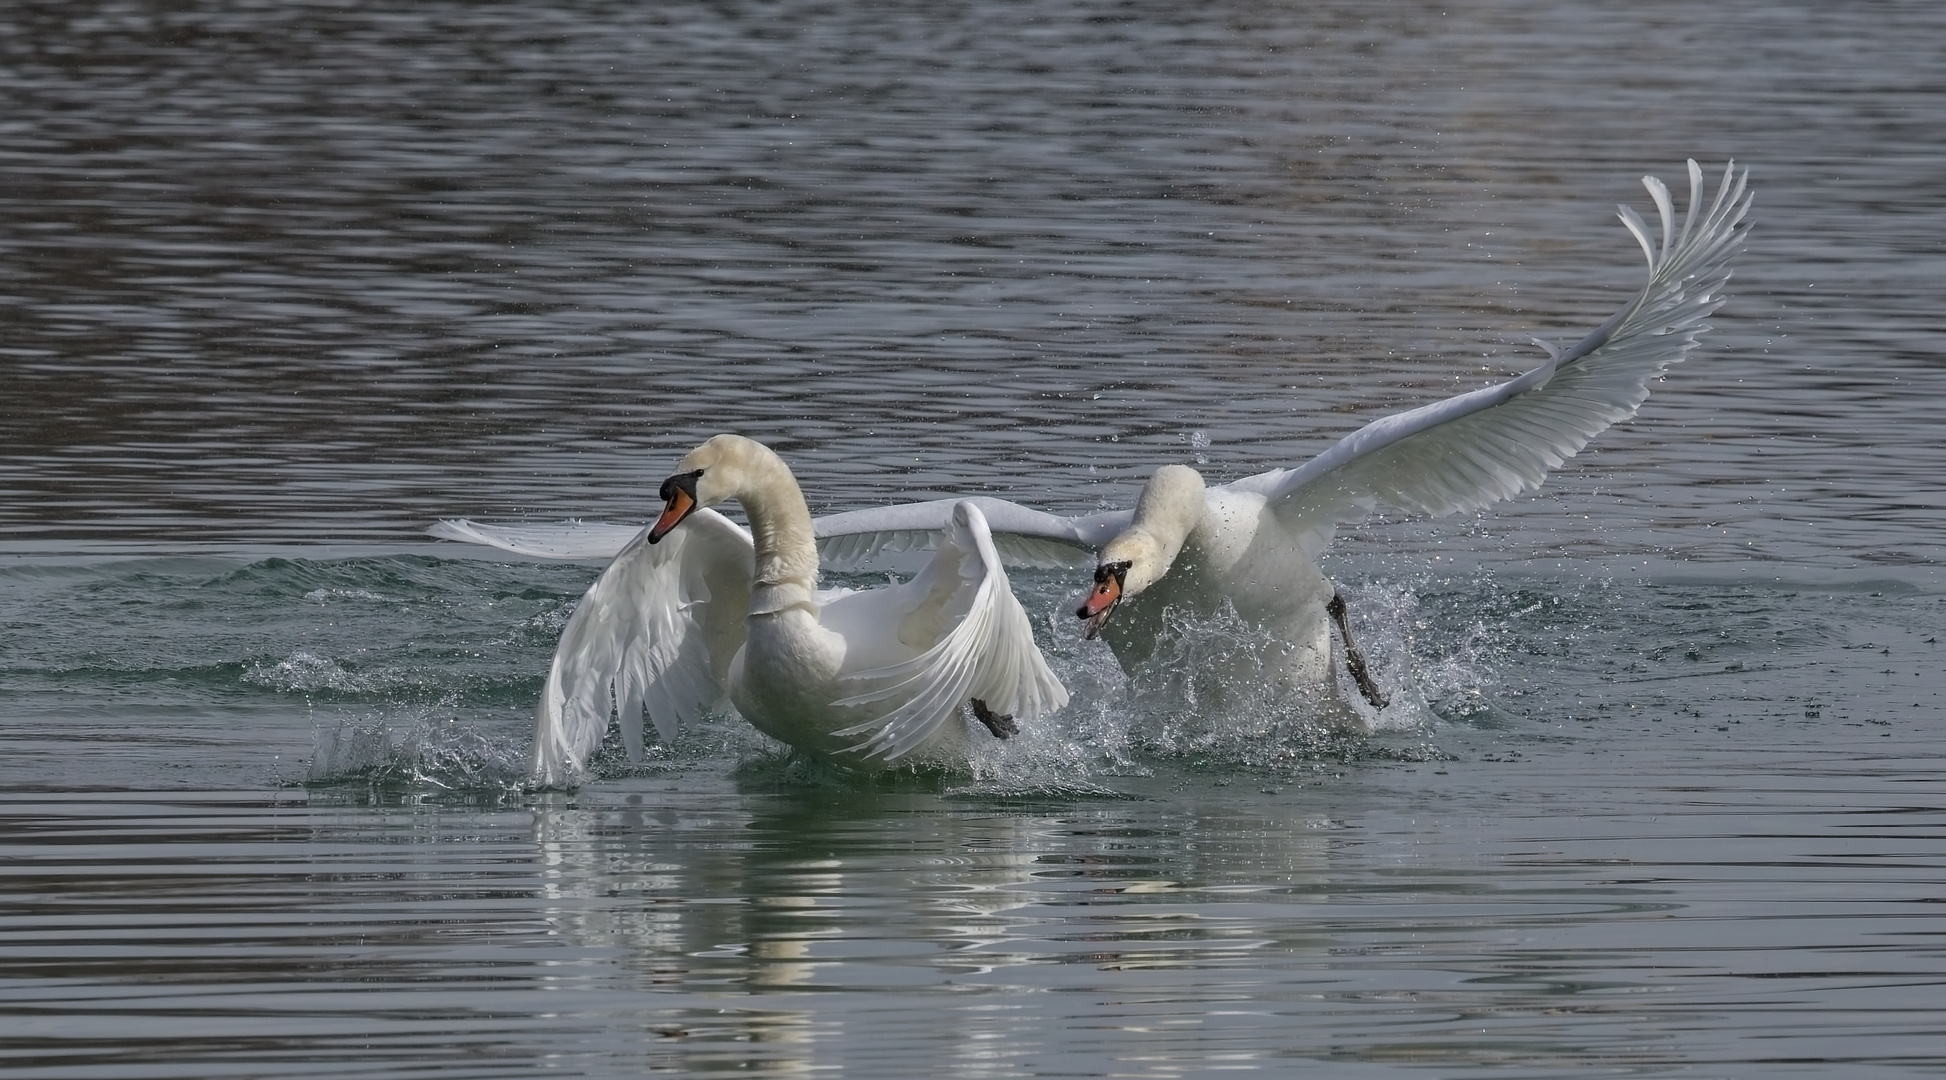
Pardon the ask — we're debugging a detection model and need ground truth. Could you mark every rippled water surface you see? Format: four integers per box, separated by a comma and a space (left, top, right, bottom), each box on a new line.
4, 1, 1945, 1076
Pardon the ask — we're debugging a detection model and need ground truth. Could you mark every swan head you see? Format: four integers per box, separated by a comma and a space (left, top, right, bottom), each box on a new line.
647, 434, 766, 543
1076, 559, 1131, 639
1075, 464, 1207, 638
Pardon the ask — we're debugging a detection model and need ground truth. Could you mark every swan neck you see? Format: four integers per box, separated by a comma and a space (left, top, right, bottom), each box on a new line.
1131, 501, 1198, 559
731, 449, 820, 594
1130, 466, 1206, 561
1108, 465, 1207, 596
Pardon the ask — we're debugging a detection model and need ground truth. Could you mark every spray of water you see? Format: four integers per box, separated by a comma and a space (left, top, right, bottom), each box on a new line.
288, 565, 1510, 795
308, 699, 531, 793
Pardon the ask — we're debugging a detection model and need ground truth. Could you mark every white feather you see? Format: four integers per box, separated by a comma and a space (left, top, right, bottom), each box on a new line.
531, 509, 752, 786
441, 162, 1752, 719
524, 436, 1069, 784
1228, 159, 1751, 549
831, 503, 1068, 760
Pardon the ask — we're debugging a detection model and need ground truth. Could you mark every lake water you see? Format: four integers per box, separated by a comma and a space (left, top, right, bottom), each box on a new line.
3, 1, 1944, 1076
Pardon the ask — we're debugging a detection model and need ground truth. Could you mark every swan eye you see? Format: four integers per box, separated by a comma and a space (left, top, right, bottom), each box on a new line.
659, 469, 703, 502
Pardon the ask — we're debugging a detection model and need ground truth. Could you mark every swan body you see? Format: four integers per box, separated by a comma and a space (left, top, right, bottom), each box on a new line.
438, 161, 1751, 715
526, 435, 1067, 785
1076, 469, 1339, 697
1080, 161, 1751, 703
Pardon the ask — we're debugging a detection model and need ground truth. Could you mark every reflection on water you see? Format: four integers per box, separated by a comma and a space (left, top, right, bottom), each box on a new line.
4, 0, 1945, 1075
8, 752, 1945, 1076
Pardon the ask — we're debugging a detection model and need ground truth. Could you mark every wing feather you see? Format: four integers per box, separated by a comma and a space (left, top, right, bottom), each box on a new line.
531, 508, 753, 786
1227, 160, 1750, 551
828, 502, 1070, 761
813, 497, 1127, 569
433, 498, 1121, 570
428, 518, 646, 560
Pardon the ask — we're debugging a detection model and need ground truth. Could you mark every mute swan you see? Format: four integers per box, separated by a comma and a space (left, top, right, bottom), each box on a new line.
525, 434, 1068, 785
834, 160, 1750, 709
434, 160, 1749, 716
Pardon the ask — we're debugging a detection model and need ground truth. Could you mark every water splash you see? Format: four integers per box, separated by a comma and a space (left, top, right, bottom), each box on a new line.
308, 702, 529, 793
246, 651, 415, 695
938, 586, 1476, 789
1346, 577, 1503, 725
301, 587, 397, 605
272, 566, 1507, 797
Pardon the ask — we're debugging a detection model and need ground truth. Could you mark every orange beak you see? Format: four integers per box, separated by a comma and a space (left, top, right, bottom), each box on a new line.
647, 485, 696, 544
1075, 564, 1126, 640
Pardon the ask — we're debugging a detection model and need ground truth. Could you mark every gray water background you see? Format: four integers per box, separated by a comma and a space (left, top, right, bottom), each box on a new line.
3, 1, 1945, 1076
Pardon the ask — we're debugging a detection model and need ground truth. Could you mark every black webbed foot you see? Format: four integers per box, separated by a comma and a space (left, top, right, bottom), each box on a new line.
970, 698, 1018, 740
1327, 591, 1390, 709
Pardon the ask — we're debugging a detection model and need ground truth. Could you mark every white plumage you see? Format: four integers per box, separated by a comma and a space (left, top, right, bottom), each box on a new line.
524, 435, 1067, 786
437, 161, 1751, 717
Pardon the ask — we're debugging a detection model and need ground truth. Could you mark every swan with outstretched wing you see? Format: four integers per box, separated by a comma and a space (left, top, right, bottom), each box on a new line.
438, 160, 1750, 716
526, 435, 1068, 786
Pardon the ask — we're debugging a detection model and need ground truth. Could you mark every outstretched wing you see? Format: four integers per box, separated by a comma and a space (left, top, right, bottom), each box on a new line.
828, 501, 1070, 761
532, 508, 753, 786
429, 518, 647, 560
1226, 160, 1752, 556
432, 497, 1123, 569
814, 496, 1127, 570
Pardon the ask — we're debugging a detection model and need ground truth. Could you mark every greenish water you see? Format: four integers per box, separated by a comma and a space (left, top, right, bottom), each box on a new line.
5, 552, 1941, 1076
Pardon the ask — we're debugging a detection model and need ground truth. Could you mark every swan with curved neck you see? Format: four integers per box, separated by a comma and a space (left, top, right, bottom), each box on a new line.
526, 434, 1068, 782
437, 162, 1749, 726
1081, 465, 1198, 634
652, 434, 820, 613
1067, 161, 1749, 709
1076, 464, 1204, 639
648, 435, 858, 758
1074, 462, 1384, 708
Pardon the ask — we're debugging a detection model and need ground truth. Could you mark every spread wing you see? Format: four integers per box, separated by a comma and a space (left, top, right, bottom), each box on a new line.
531, 508, 753, 786
432, 497, 1124, 569
1225, 160, 1751, 557
428, 518, 647, 560
814, 496, 1128, 570
827, 501, 1070, 761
